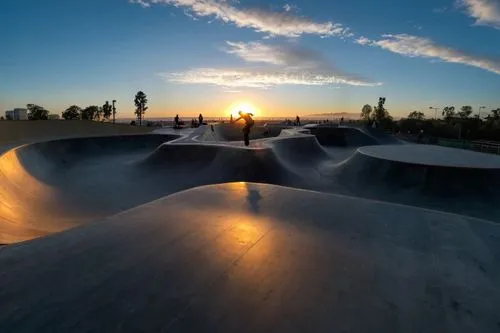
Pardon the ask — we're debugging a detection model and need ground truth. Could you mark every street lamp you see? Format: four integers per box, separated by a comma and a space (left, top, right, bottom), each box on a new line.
112, 100, 117, 124
479, 106, 486, 119
429, 106, 439, 119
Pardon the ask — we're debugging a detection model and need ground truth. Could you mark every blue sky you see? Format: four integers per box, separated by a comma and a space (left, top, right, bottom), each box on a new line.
1, 0, 500, 118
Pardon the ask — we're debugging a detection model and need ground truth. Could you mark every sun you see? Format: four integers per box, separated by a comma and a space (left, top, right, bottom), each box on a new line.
227, 102, 260, 119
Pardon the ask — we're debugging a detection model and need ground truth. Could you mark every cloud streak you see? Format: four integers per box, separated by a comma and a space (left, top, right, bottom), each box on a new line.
161, 68, 380, 88
130, 0, 351, 37
457, 0, 500, 29
224, 41, 329, 69
357, 34, 500, 75
161, 41, 380, 88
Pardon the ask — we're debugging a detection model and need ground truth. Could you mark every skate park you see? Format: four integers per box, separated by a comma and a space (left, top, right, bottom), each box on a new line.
1, 122, 500, 332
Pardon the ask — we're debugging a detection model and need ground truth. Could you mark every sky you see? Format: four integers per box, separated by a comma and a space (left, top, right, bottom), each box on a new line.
1, 0, 500, 119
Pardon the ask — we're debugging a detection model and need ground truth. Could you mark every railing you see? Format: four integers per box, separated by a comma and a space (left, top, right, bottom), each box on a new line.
437, 138, 500, 155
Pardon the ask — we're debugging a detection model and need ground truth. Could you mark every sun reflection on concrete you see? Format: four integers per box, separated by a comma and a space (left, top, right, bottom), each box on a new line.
0, 149, 58, 243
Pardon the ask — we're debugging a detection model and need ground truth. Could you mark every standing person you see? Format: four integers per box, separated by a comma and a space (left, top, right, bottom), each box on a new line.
230, 114, 233, 123
174, 114, 179, 128
234, 110, 254, 146
296, 115, 301, 126
199, 113, 204, 126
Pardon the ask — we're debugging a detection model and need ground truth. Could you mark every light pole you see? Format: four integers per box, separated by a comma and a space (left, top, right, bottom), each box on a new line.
112, 100, 117, 124
429, 106, 439, 119
479, 106, 486, 119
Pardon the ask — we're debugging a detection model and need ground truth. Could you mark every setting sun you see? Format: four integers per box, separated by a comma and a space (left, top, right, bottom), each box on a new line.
227, 102, 260, 119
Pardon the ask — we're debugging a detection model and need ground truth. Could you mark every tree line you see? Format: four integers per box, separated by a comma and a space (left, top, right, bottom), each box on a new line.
61, 102, 115, 121
360, 97, 392, 128
358, 98, 500, 141
3, 91, 149, 125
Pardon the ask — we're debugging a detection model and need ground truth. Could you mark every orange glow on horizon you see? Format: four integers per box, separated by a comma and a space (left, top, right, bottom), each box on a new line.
226, 101, 261, 119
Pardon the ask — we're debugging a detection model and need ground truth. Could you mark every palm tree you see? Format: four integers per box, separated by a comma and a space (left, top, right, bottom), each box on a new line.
102, 101, 112, 120
134, 91, 148, 126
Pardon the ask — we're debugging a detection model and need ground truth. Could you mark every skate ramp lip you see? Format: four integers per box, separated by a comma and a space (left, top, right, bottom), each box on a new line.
334, 144, 500, 220
359, 144, 500, 169
1, 183, 499, 332
308, 126, 378, 147
307, 125, 404, 147
0, 134, 180, 244
198, 123, 288, 142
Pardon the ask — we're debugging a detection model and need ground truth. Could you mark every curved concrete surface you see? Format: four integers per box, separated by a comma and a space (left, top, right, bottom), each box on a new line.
198, 122, 285, 142
307, 125, 402, 147
359, 145, 500, 168
0, 134, 180, 243
1, 183, 499, 332
2, 125, 500, 243
2, 124, 500, 332
334, 146, 500, 220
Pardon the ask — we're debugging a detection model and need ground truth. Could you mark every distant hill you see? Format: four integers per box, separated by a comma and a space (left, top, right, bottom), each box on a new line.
302, 112, 360, 119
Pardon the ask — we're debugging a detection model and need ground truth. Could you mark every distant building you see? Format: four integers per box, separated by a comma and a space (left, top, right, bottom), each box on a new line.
48, 114, 60, 120
5, 108, 28, 120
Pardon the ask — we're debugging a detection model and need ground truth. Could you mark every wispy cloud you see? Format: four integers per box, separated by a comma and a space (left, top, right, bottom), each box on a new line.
457, 0, 500, 29
355, 36, 371, 45
161, 40, 380, 88
356, 34, 500, 75
130, 0, 351, 38
224, 41, 328, 69
282, 3, 299, 13
433, 6, 449, 13
161, 68, 380, 88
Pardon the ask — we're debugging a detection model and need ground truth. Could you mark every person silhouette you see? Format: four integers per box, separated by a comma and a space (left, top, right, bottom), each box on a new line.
296, 115, 301, 126
234, 110, 254, 146
199, 113, 204, 126
174, 114, 179, 128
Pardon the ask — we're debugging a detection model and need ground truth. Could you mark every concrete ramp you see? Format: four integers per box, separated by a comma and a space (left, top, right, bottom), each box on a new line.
307, 125, 404, 147
198, 123, 286, 142
308, 126, 378, 147
0, 134, 306, 243
334, 145, 500, 220
270, 135, 330, 166
0, 134, 179, 244
357, 126, 404, 145
1, 183, 499, 332
143, 142, 297, 185
2, 128, 500, 244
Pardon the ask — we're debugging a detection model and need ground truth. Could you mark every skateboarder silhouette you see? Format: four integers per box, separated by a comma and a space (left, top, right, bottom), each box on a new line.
234, 110, 254, 146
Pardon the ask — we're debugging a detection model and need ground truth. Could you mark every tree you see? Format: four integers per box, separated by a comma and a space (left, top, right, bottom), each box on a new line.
81, 106, 99, 120
373, 97, 387, 121
95, 106, 103, 121
441, 106, 455, 122
485, 108, 500, 129
62, 105, 81, 120
487, 108, 500, 121
102, 101, 112, 120
134, 91, 148, 126
360, 104, 373, 121
457, 105, 473, 119
27, 104, 49, 120
408, 111, 425, 120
